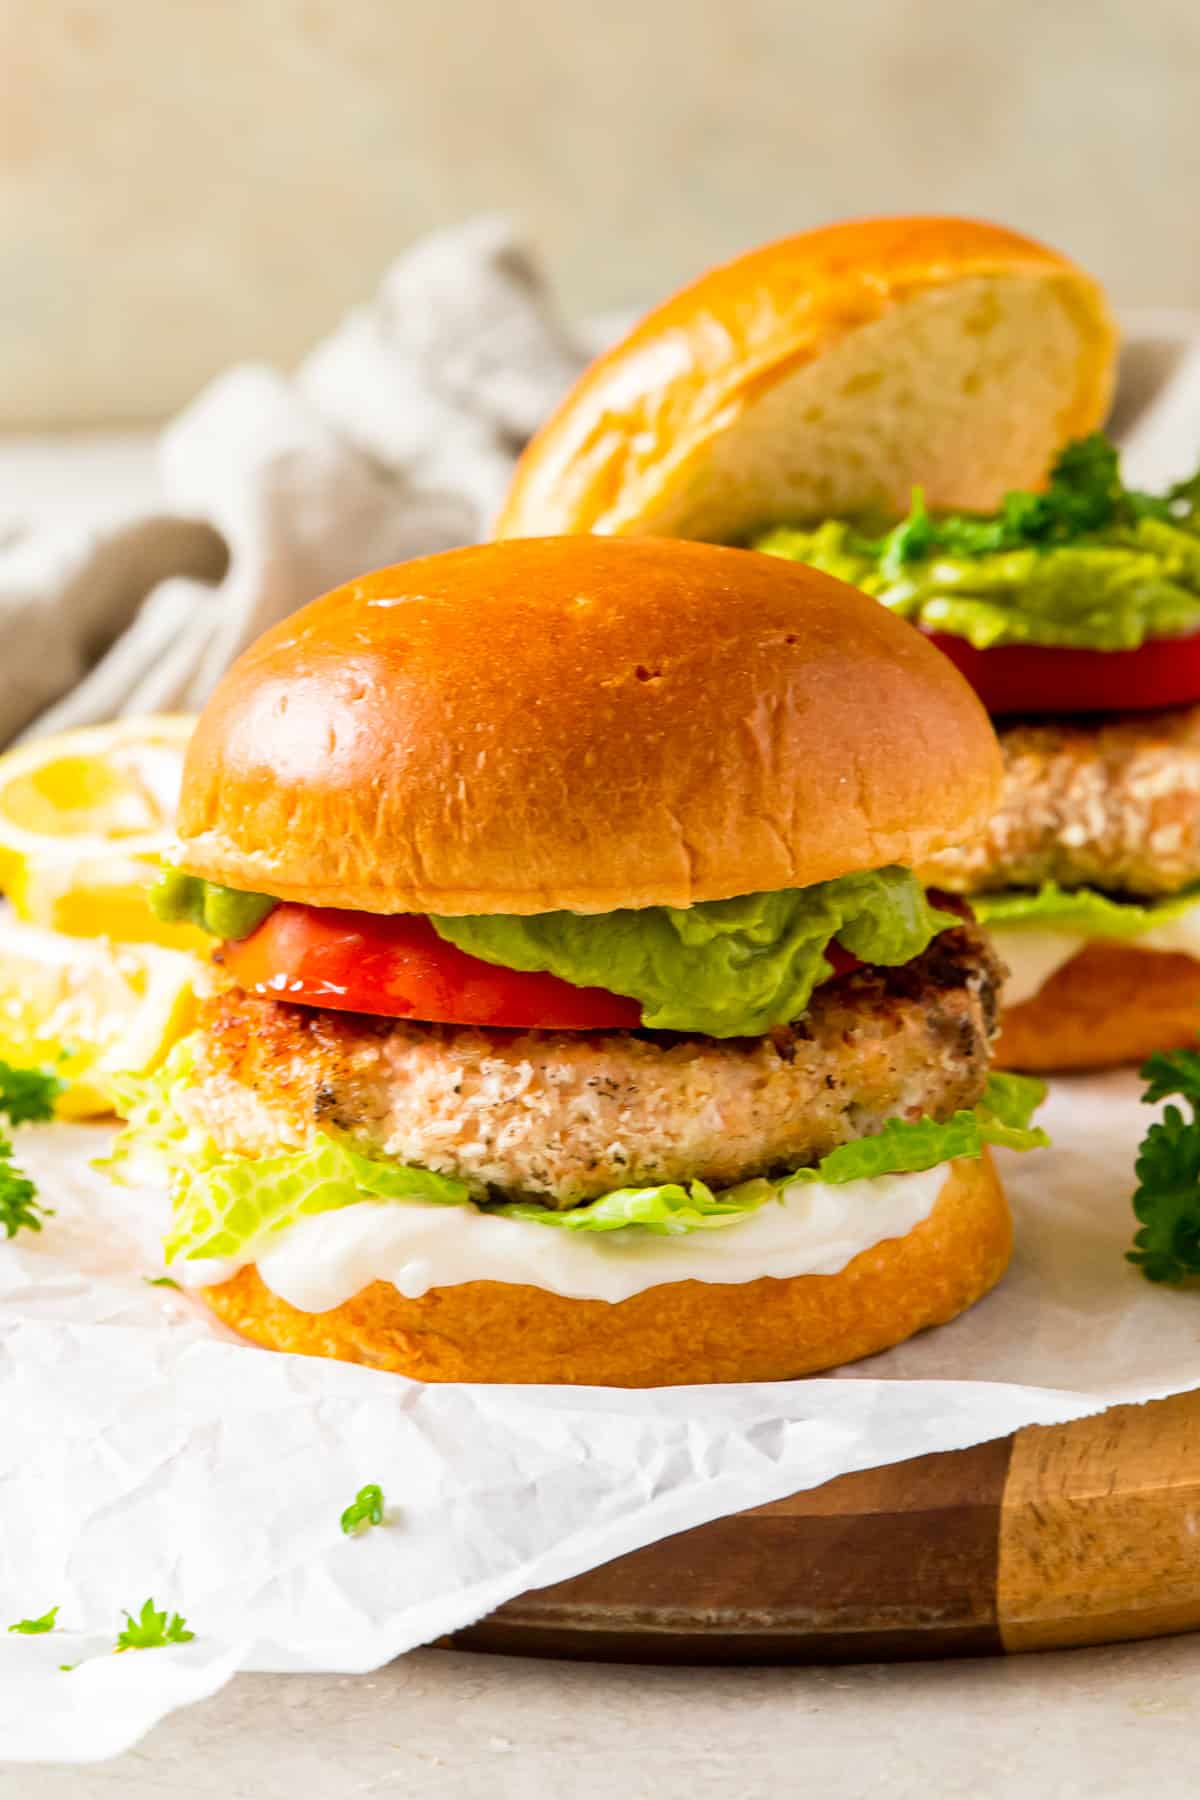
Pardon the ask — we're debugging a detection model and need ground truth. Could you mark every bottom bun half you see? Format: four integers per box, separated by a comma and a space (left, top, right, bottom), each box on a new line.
201, 1155, 1010, 1386
995, 943, 1200, 1073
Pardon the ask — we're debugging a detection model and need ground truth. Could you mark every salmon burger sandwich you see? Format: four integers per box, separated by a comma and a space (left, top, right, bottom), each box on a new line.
498, 215, 1200, 1072
110, 535, 1045, 1385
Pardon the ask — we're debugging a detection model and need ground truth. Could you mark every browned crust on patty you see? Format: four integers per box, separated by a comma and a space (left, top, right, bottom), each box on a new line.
185, 919, 1002, 1206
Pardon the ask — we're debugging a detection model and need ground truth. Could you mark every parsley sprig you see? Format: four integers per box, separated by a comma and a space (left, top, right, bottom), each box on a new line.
340, 1484, 385, 1535
871, 434, 1200, 579
1128, 1045, 1200, 1281
7, 1605, 59, 1636
0, 1155, 50, 1240
0, 1064, 63, 1127
0, 1059, 61, 1240
115, 1598, 194, 1651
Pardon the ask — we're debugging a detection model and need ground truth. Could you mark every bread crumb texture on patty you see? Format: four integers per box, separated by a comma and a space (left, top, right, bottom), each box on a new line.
180, 920, 1001, 1207
924, 703, 1200, 899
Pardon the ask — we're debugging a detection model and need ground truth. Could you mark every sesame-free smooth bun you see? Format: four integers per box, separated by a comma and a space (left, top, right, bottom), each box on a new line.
176, 537, 1001, 916
995, 944, 1200, 1072
497, 215, 1116, 544
200, 1154, 1009, 1386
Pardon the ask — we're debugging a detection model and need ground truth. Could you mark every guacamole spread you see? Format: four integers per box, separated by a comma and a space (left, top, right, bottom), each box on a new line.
755, 435, 1200, 651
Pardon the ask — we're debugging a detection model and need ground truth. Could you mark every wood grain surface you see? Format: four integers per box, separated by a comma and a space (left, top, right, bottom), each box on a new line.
999, 1392, 1200, 1651
451, 1391, 1200, 1664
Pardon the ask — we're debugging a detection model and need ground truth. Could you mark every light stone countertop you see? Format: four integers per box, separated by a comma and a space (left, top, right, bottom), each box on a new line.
10, 1636, 1200, 1797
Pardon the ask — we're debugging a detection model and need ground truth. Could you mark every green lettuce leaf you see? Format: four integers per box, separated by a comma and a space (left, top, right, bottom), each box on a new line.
165, 1137, 467, 1262
149, 870, 276, 940
104, 1050, 1046, 1267
493, 1179, 775, 1235
787, 1073, 1048, 1181
754, 436, 1200, 652
102, 1043, 468, 1262
145, 865, 956, 1037
432, 868, 958, 1038
496, 1074, 1046, 1221
972, 882, 1200, 939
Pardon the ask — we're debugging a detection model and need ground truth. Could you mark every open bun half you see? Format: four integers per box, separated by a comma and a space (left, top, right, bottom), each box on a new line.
497, 215, 1116, 545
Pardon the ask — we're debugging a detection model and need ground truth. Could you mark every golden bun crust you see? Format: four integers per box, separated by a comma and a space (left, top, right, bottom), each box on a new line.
176, 537, 1001, 915
497, 215, 1116, 544
200, 1155, 1009, 1385
996, 944, 1200, 1072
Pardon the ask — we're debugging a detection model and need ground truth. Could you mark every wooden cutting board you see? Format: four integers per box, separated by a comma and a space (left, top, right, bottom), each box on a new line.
450, 1390, 1200, 1662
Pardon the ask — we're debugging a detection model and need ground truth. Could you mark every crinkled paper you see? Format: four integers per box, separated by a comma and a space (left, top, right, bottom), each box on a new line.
0, 1071, 1195, 1760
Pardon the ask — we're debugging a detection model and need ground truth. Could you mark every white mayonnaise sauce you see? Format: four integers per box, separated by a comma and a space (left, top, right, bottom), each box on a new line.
172, 1165, 948, 1310
993, 899, 1200, 1007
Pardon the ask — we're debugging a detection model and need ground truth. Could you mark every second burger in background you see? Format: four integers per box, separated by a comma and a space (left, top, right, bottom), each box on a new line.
793, 437, 1200, 1072
113, 537, 1044, 1386
497, 215, 1200, 1070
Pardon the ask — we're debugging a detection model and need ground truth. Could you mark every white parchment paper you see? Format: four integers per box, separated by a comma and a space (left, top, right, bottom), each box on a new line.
0, 1071, 1194, 1761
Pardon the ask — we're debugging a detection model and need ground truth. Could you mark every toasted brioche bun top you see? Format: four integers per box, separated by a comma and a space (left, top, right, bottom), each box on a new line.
176, 537, 1001, 916
496, 215, 1117, 545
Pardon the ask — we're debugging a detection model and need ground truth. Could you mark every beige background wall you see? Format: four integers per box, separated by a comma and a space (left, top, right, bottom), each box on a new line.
4, 0, 1199, 427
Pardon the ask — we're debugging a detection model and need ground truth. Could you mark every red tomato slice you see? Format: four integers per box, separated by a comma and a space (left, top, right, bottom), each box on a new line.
221, 905, 865, 1030
222, 904, 644, 1029
824, 941, 861, 981
925, 630, 1200, 716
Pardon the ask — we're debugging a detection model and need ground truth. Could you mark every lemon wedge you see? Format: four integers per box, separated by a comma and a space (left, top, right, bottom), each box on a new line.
0, 716, 206, 949
0, 915, 198, 1118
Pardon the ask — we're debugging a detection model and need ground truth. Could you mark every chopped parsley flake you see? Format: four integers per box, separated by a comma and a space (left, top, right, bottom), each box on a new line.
7, 1606, 59, 1635
340, 1484, 386, 1536
115, 1598, 194, 1651
872, 433, 1200, 575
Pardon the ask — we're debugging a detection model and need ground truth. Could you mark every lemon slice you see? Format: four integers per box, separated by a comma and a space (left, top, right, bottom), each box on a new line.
0, 716, 205, 949
0, 914, 198, 1118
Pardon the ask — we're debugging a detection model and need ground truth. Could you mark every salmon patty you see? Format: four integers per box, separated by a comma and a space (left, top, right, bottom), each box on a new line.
178, 920, 1002, 1207
923, 703, 1200, 898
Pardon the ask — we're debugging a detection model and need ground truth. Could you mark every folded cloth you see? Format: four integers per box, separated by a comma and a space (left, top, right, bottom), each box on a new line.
9, 216, 590, 745
1113, 326, 1200, 490
2, 230, 1191, 747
